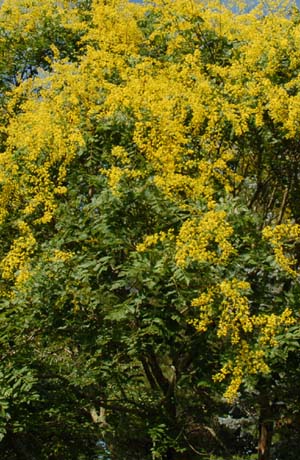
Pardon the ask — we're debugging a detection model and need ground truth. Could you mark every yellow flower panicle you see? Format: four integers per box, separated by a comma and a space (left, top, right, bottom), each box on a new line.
175, 211, 235, 267
193, 279, 295, 400
263, 223, 300, 276
136, 230, 174, 253
52, 249, 74, 262
0, 221, 36, 286
213, 342, 270, 402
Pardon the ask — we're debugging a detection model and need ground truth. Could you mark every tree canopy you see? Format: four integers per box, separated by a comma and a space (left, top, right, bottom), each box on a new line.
0, 0, 300, 459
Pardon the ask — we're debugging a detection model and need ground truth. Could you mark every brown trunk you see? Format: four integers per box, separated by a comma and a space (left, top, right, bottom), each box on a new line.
258, 399, 273, 460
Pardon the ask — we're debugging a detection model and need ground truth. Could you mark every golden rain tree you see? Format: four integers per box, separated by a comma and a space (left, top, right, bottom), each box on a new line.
0, 0, 300, 459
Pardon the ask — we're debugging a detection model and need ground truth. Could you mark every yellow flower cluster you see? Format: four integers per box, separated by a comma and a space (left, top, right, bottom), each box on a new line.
213, 341, 270, 402
136, 231, 174, 253
191, 291, 215, 332
51, 249, 74, 263
218, 279, 253, 344
175, 211, 235, 267
101, 165, 143, 197
193, 279, 295, 399
253, 308, 295, 346
111, 146, 130, 166
263, 223, 300, 276
0, 221, 36, 285
192, 279, 251, 341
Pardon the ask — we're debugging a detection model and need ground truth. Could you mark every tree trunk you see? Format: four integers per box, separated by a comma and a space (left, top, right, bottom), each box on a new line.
258, 398, 274, 460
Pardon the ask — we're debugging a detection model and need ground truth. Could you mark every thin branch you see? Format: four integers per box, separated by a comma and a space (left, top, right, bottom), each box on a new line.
277, 187, 289, 225
183, 433, 206, 457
